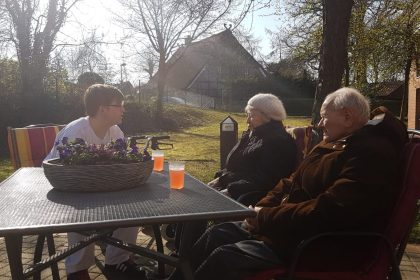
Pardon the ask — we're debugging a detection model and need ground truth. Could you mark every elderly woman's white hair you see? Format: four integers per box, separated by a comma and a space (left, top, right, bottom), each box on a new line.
245, 93, 287, 121
323, 87, 370, 121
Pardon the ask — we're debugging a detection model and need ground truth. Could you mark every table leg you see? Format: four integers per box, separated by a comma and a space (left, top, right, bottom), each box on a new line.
46, 234, 60, 280
152, 225, 166, 277
176, 221, 207, 280
33, 234, 60, 280
5, 234, 24, 280
33, 234, 46, 280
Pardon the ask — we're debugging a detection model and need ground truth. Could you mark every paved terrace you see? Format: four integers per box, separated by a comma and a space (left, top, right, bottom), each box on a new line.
0, 231, 419, 279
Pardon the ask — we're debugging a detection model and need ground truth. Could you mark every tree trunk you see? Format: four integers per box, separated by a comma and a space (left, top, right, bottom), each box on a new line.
156, 56, 167, 120
400, 58, 412, 121
20, 60, 47, 96
352, 0, 368, 90
400, 18, 416, 122
311, 0, 354, 125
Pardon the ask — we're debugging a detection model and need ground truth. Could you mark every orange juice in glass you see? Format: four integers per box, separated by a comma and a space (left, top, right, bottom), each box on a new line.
169, 161, 185, 189
152, 150, 164, 171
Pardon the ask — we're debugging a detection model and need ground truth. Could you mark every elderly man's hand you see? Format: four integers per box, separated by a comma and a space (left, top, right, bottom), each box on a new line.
243, 206, 261, 232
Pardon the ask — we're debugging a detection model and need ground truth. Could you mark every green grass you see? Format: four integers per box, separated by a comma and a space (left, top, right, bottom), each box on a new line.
0, 158, 13, 182
145, 107, 310, 183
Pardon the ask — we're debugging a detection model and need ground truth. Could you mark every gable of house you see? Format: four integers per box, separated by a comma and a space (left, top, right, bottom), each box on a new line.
367, 81, 404, 100
152, 29, 266, 94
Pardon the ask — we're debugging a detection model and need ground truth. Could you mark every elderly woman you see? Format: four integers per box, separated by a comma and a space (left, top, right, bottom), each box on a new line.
209, 93, 297, 206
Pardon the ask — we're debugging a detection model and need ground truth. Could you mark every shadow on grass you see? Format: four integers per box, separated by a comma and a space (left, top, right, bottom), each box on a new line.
175, 132, 219, 140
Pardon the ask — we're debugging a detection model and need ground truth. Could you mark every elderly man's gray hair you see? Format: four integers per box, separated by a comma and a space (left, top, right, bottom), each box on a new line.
323, 87, 371, 121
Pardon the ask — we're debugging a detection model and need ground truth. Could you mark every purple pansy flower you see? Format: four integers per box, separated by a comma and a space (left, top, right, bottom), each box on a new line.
54, 137, 149, 165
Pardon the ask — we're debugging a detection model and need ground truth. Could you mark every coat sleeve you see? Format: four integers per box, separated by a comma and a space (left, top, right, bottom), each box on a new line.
255, 138, 399, 244
255, 176, 294, 207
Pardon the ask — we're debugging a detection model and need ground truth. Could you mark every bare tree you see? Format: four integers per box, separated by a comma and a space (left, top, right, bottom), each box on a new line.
62, 29, 117, 83
117, 0, 265, 117
140, 52, 158, 81
3, 0, 80, 97
0, 3, 10, 46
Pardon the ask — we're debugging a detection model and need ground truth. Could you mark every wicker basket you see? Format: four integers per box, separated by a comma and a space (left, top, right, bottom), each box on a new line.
43, 159, 154, 192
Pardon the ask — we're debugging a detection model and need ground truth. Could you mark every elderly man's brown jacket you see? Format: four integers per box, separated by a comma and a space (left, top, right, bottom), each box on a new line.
254, 107, 408, 259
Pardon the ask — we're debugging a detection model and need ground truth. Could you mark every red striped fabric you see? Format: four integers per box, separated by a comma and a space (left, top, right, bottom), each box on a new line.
7, 125, 64, 170
27, 128, 48, 167
43, 126, 60, 152
7, 127, 20, 169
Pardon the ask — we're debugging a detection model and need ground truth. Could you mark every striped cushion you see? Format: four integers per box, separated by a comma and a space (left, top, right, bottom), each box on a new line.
7, 125, 65, 169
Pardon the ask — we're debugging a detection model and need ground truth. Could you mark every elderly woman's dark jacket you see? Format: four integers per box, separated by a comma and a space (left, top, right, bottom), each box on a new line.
214, 120, 297, 201
254, 108, 408, 260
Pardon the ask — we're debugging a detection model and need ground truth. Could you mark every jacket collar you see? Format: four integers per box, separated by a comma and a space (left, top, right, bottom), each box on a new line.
249, 120, 284, 137
317, 107, 407, 151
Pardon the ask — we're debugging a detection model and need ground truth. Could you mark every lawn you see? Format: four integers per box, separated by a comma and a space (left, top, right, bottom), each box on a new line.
0, 158, 13, 182
0, 106, 310, 183
138, 108, 310, 183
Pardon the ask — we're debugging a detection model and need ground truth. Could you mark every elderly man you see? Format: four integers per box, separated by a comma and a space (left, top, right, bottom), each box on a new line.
169, 87, 408, 280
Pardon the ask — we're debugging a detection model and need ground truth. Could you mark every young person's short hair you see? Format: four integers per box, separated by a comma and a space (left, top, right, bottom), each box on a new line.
84, 84, 124, 117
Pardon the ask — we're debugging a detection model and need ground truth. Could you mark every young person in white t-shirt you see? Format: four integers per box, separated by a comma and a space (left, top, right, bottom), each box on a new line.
46, 84, 145, 280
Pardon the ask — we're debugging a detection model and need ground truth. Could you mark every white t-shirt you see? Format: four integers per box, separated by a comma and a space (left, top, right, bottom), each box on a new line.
45, 117, 124, 160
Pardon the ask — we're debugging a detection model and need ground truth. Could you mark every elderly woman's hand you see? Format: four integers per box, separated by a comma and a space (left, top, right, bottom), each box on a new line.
243, 206, 261, 232
220, 188, 231, 197
208, 177, 219, 188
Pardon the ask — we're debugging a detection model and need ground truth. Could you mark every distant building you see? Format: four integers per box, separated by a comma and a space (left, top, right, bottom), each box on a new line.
366, 81, 404, 100
147, 29, 266, 109
118, 81, 134, 96
408, 59, 420, 129
361, 81, 403, 116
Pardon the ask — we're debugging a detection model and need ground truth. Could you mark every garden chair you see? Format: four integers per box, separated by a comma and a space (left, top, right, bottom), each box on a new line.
285, 126, 320, 167
7, 123, 65, 280
7, 124, 65, 169
244, 130, 420, 280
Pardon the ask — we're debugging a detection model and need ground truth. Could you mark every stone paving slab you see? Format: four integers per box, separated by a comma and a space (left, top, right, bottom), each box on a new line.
1, 231, 420, 279
400, 244, 420, 280
0, 229, 170, 280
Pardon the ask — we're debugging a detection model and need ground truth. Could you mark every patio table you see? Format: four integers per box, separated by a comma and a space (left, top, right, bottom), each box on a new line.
0, 167, 254, 280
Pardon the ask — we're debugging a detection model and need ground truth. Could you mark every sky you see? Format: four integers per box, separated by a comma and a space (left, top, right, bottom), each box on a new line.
59, 0, 284, 84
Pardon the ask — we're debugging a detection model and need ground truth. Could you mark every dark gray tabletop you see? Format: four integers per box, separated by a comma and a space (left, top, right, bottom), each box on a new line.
0, 168, 254, 236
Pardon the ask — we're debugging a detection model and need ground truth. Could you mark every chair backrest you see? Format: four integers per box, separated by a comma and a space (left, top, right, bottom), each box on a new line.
245, 130, 420, 280
369, 134, 420, 278
7, 124, 65, 169
286, 126, 320, 165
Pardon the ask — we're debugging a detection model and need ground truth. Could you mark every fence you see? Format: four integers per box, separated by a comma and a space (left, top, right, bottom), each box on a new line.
164, 88, 215, 109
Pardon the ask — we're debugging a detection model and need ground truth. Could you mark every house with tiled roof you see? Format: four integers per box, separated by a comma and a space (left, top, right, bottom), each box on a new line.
366, 81, 404, 100
147, 29, 266, 109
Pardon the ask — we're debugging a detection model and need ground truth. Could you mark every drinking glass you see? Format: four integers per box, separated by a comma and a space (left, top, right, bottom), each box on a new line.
169, 161, 185, 189
152, 150, 164, 171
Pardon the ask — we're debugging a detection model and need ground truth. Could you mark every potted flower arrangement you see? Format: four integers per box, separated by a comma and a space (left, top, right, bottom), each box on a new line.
43, 137, 153, 192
